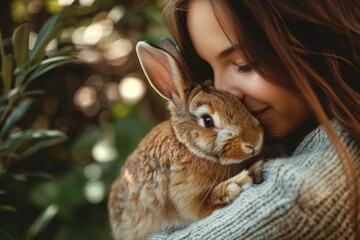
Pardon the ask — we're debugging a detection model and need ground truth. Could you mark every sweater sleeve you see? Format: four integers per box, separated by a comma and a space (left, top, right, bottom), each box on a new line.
149, 126, 359, 240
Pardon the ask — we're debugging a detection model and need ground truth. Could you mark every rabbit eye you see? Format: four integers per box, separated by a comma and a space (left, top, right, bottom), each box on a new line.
201, 114, 214, 128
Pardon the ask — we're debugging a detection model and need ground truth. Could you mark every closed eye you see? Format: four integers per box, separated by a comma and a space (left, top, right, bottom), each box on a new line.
234, 63, 252, 73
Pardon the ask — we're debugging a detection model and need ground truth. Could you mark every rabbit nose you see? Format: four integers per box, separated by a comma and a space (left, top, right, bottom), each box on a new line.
244, 144, 255, 156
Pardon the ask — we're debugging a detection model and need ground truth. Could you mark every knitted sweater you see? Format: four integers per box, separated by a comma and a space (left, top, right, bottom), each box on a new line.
149, 121, 360, 240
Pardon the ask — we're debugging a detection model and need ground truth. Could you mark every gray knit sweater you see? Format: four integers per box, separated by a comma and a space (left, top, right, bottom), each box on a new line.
149, 121, 360, 240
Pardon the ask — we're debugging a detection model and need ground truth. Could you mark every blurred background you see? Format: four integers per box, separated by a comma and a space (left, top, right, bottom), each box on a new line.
0, 0, 169, 239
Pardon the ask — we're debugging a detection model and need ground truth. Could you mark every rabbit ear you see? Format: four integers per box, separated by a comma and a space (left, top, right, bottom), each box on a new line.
160, 37, 180, 62
136, 41, 185, 102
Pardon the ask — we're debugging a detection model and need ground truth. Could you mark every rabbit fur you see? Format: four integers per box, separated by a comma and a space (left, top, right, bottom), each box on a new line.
108, 41, 264, 240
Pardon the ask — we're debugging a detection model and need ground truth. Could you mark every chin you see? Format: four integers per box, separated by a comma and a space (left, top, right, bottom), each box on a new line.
267, 132, 287, 140
264, 126, 293, 140
264, 115, 316, 146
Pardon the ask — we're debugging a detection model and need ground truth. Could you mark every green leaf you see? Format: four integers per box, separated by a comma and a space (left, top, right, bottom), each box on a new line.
12, 171, 54, 181
0, 98, 33, 138
50, 45, 73, 57
26, 56, 76, 83
3, 130, 67, 160
1, 55, 14, 92
0, 87, 20, 105
29, 14, 63, 65
0, 31, 5, 64
23, 90, 46, 97
37, 55, 76, 66
24, 204, 58, 240
0, 205, 17, 213
12, 23, 29, 68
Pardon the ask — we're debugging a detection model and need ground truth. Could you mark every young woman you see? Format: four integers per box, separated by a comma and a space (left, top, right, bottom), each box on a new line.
149, 0, 360, 239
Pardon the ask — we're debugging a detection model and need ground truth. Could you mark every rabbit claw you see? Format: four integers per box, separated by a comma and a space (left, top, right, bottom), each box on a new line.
225, 160, 263, 202
225, 170, 253, 202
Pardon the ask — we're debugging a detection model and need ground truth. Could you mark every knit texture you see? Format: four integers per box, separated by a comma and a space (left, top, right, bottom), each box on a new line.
149, 121, 360, 240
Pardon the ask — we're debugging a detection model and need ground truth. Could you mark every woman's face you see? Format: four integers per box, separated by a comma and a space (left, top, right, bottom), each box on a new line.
187, 1, 313, 139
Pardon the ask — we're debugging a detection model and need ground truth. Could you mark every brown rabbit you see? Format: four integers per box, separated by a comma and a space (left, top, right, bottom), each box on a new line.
108, 41, 264, 240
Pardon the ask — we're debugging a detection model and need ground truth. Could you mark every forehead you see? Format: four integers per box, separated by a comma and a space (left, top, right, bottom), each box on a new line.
187, 1, 233, 61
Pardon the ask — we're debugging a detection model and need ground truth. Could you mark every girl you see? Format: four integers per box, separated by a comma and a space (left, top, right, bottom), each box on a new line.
150, 0, 360, 239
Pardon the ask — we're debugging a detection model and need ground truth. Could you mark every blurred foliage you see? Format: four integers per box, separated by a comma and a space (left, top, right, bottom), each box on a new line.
0, 0, 169, 239
0, 14, 75, 172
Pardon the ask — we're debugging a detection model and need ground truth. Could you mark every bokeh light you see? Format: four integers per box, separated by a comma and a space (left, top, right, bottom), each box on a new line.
84, 23, 103, 45
92, 139, 118, 163
118, 76, 146, 104
79, 0, 95, 7
112, 102, 131, 118
11, 0, 28, 22
58, 0, 74, 6
84, 180, 105, 204
29, 31, 37, 50
107, 5, 125, 23
82, 101, 101, 117
91, 126, 118, 163
74, 86, 97, 109
71, 26, 86, 45
84, 163, 102, 180
45, 38, 58, 55
61, 27, 75, 42
98, 19, 114, 37
104, 82, 120, 102
104, 38, 133, 66
85, 75, 104, 92
28, 0, 43, 14
77, 48, 102, 63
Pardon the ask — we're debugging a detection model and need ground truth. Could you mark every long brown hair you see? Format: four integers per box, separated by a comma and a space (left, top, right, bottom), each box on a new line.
163, 0, 360, 235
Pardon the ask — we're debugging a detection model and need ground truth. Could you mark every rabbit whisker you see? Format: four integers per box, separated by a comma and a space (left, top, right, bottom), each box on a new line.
199, 165, 227, 208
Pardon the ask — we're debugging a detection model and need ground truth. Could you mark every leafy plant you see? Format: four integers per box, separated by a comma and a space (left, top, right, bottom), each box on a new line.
0, 0, 168, 239
0, 14, 75, 239
0, 14, 75, 174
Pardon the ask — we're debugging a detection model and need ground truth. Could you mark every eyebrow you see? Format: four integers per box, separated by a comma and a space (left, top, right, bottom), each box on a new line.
218, 46, 235, 58
217, 45, 241, 59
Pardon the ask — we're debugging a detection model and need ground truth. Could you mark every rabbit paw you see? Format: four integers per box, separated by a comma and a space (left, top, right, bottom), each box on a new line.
225, 170, 253, 202
225, 160, 263, 201
248, 159, 263, 184
206, 161, 263, 213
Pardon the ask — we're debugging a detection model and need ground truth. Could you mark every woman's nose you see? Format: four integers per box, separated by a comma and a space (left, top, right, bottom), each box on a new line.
214, 74, 245, 100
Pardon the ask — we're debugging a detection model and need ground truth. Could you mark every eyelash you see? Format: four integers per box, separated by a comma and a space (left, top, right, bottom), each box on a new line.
234, 63, 252, 73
